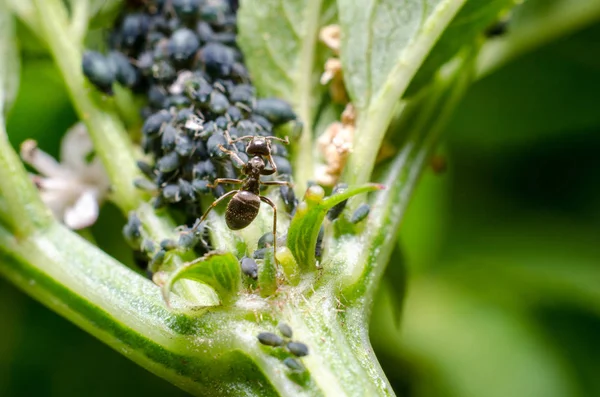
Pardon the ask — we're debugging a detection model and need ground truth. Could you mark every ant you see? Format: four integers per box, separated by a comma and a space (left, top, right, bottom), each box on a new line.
192, 134, 292, 262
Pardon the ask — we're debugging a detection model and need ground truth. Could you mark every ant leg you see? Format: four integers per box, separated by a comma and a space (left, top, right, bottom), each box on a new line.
259, 196, 278, 264
209, 178, 243, 188
229, 135, 255, 144
267, 136, 289, 145
261, 180, 293, 187
218, 145, 246, 168
192, 190, 238, 232
266, 154, 278, 175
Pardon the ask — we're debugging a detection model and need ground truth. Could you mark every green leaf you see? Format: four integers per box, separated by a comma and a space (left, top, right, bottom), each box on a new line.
287, 184, 383, 269
405, 0, 517, 97
238, 0, 337, 188
339, 0, 468, 185
0, 6, 20, 115
162, 251, 241, 306
237, 0, 335, 112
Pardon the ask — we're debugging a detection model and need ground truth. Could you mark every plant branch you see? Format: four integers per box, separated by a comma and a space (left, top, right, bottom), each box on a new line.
30, 0, 142, 214
0, 118, 53, 234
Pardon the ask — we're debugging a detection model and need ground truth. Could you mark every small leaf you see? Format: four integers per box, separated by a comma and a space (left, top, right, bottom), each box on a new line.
162, 251, 241, 305
287, 184, 383, 269
0, 6, 20, 115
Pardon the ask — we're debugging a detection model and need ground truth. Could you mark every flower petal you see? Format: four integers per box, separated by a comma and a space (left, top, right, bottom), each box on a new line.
63, 189, 100, 230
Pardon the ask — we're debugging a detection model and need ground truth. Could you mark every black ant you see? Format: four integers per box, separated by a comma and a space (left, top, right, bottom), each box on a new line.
192, 134, 292, 262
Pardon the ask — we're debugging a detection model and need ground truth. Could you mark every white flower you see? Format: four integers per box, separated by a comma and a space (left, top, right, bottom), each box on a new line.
20, 123, 110, 230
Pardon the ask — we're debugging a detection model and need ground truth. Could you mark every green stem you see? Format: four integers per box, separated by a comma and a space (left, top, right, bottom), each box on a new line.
32, 0, 142, 213
357, 52, 477, 306
292, 0, 325, 191
0, 219, 393, 396
0, 117, 53, 234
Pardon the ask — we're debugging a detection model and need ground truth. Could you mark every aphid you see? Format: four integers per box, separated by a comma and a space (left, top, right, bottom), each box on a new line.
272, 156, 292, 175
152, 60, 177, 83
287, 341, 309, 357
283, 358, 304, 371
168, 28, 200, 63
123, 212, 143, 248
196, 21, 214, 42
350, 203, 370, 224
149, 249, 166, 269
326, 183, 349, 221
174, 134, 194, 157
257, 332, 284, 347
161, 125, 178, 151
278, 323, 293, 338
254, 98, 297, 125
107, 51, 140, 88
156, 151, 181, 172
200, 42, 236, 77
82, 51, 115, 94
134, 177, 157, 191
178, 224, 205, 250
141, 238, 155, 254
172, 0, 202, 22
209, 91, 230, 114
279, 184, 297, 214
206, 133, 229, 159
191, 135, 292, 262
257, 232, 274, 249
143, 110, 172, 137
160, 239, 178, 251
162, 183, 182, 203
120, 13, 149, 49
240, 257, 258, 279
136, 160, 156, 179
315, 225, 325, 259
192, 179, 211, 195
148, 85, 168, 108
252, 248, 266, 260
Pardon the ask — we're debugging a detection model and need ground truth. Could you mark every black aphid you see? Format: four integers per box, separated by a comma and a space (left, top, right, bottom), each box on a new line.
283, 357, 304, 371
82, 51, 115, 94
123, 212, 143, 248
350, 203, 371, 224
287, 341, 309, 357
257, 332, 284, 347
240, 257, 258, 279
326, 183, 349, 221
278, 323, 293, 338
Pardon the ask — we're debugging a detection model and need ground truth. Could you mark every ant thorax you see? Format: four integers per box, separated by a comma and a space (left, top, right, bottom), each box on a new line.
244, 156, 264, 174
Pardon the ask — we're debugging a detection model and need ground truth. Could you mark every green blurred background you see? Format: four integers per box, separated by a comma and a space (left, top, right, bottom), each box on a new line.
2, 1, 600, 396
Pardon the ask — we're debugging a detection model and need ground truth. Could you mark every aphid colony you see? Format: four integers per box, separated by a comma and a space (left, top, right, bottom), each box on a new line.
83, 0, 300, 268
257, 323, 309, 371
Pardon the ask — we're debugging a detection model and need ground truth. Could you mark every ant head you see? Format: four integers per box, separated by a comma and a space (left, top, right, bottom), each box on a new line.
246, 137, 271, 157
245, 155, 265, 175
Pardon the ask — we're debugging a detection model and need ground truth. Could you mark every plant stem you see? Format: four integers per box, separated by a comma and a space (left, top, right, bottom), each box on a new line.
31, 0, 142, 214
0, 217, 394, 396
0, 117, 53, 234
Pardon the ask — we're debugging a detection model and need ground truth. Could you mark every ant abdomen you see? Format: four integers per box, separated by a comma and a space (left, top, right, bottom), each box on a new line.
225, 191, 261, 230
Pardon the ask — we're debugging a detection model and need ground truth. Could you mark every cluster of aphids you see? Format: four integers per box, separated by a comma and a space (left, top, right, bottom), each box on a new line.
257, 323, 309, 371
83, 0, 300, 267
